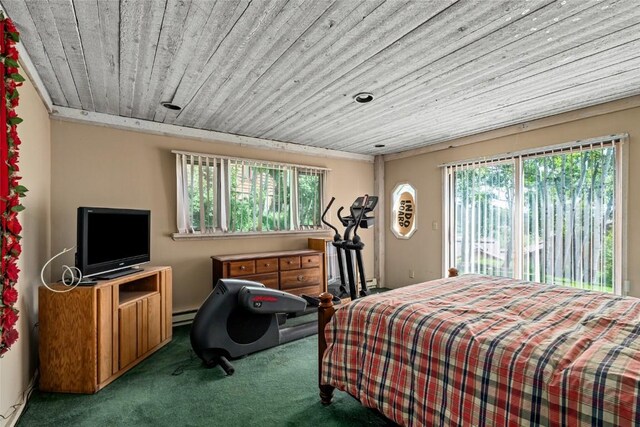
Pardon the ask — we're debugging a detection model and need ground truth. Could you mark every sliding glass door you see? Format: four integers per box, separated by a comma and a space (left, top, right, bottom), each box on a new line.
445, 138, 622, 293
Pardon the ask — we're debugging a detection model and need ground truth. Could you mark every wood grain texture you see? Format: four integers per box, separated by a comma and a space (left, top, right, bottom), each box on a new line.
118, 303, 137, 369
229, 260, 256, 277
38, 286, 97, 393
301, 254, 321, 268
212, 250, 323, 296
38, 266, 173, 393
7, 0, 640, 155
308, 237, 331, 293
279, 256, 301, 271
317, 292, 335, 404
163, 268, 173, 341
236, 272, 279, 289
212, 249, 320, 262
280, 268, 321, 290
147, 293, 162, 351
97, 286, 113, 384
255, 258, 278, 273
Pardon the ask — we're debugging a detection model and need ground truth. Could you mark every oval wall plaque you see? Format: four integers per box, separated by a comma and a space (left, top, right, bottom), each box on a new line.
391, 183, 417, 239
397, 191, 415, 236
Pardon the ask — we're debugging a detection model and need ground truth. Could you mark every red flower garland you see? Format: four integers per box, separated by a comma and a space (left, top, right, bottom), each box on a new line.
0, 14, 25, 356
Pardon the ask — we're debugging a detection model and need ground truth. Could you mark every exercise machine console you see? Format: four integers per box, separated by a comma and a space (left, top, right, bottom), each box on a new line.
190, 278, 316, 375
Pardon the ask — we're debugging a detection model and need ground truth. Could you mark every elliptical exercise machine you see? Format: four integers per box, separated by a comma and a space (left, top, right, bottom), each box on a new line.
322, 194, 378, 300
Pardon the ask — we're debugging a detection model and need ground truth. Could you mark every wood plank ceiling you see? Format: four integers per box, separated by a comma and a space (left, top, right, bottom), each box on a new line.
3, 0, 640, 155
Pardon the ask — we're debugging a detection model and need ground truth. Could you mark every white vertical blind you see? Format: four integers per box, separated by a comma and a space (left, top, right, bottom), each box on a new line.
174, 151, 327, 235
176, 154, 191, 233
449, 160, 514, 277
521, 141, 616, 291
443, 136, 622, 293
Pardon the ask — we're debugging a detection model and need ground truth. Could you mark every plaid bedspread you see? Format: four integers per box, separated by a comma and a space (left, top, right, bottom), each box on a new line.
321, 275, 640, 426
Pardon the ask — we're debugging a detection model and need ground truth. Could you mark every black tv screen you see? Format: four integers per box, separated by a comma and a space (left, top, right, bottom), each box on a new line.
77, 207, 150, 277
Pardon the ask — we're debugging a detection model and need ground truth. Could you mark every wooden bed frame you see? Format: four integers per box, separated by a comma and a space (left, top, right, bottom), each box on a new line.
318, 268, 459, 404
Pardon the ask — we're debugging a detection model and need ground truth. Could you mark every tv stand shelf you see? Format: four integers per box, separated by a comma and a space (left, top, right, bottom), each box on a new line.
119, 290, 159, 306
39, 266, 172, 394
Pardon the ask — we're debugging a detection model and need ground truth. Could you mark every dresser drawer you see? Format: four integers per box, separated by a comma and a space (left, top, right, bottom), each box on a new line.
240, 273, 279, 290
229, 260, 256, 277
300, 254, 321, 268
280, 268, 321, 290
279, 256, 301, 271
285, 284, 322, 297
256, 258, 278, 273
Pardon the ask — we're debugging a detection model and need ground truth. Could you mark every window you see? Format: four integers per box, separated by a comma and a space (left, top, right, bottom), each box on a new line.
175, 151, 328, 236
444, 135, 626, 294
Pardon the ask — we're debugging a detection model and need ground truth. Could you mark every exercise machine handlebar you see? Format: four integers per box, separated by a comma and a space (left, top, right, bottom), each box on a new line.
351, 194, 369, 245
336, 207, 349, 227
321, 197, 341, 241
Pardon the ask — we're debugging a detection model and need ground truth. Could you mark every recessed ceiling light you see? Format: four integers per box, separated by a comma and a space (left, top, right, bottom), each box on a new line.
353, 92, 374, 103
374, 144, 385, 148
161, 102, 182, 111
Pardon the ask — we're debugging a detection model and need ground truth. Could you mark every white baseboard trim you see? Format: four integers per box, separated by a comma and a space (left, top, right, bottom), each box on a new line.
172, 309, 198, 327
6, 369, 37, 427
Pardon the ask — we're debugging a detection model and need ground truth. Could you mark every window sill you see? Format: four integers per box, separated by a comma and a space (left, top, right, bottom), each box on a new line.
171, 229, 332, 241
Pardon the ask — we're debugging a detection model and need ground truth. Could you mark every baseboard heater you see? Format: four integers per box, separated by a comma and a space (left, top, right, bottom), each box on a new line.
172, 309, 198, 326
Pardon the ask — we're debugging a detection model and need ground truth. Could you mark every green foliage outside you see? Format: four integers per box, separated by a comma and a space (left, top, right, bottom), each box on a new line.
229, 165, 291, 232
187, 163, 216, 231
454, 147, 615, 292
298, 173, 321, 227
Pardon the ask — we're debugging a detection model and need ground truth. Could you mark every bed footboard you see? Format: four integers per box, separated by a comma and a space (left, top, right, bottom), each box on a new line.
318, 292, 336, 405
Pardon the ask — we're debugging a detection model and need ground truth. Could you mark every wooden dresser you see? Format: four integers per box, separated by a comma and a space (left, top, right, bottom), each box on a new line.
38, 266, 172, 393
211, 249, 324, 296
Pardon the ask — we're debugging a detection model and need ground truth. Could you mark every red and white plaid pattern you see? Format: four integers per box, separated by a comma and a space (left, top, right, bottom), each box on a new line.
321, 275, 640, 426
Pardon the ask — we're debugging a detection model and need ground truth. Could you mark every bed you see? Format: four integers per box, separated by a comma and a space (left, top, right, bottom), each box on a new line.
317, 274, 640, 426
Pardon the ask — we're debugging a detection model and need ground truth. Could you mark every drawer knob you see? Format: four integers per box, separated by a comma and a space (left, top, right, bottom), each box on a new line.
240, 266, 246, 271
297, 275, 305, 282
265, 263, 270, 267
288, 261, 292, 264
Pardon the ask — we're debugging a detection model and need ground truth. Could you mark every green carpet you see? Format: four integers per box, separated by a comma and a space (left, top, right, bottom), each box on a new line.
18, 323, 393, 426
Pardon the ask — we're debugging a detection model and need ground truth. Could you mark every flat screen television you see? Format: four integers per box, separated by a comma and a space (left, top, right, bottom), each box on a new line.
76, 207, 151, 279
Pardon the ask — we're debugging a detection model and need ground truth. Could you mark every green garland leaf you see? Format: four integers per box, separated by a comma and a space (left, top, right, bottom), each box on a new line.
13, 185, 28, 196
11, 205, 25, 213
7, 117, 22, 125
4, 58, 18, 68
10, 73, 24, 83
8, 32, 19, 42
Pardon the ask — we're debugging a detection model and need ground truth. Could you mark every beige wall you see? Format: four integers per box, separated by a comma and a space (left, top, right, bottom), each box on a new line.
0, 78, 51, 425
385, 103, 639, 296
50, 121, 374, 312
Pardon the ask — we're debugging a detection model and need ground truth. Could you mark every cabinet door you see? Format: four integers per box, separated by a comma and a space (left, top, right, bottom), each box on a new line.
118, 304, 138, 369
146, 293, 162, 351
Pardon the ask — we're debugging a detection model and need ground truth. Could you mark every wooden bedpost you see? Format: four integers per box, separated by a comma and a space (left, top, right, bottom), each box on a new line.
318, 292, 336, 405
448, 267, 459, 277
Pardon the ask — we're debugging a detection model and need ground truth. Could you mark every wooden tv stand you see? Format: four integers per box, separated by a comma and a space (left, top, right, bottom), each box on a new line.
38, 266, 172, 393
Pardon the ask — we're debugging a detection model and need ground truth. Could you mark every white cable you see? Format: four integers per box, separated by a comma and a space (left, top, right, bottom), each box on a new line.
40, 247, 84, 293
